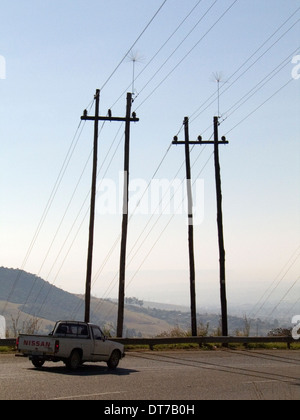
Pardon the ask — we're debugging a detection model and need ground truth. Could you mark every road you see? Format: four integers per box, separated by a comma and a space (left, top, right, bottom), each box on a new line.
0, 349, 299, 401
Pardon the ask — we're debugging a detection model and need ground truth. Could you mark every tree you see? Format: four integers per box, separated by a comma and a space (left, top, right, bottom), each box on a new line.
10, 312, 41, 337
268, 327, 292, 337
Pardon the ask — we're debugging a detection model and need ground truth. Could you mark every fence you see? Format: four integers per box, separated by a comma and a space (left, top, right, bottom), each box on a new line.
0, 336, 296, 349
109, 336, 296, 349
0, 339, 17, 347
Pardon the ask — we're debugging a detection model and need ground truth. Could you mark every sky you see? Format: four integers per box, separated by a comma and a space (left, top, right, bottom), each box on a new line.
0, 0, 299, 321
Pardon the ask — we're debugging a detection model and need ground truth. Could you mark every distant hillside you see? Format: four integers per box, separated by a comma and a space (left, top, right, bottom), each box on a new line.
0, 267, 173, 336
0, 267, 285, 337
123, 302, 285, 336
0, 267, 85, 322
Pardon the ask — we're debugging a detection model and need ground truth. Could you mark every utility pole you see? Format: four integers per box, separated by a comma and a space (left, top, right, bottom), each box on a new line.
198, 116, 228, 336
172, 117, 198, 337
117, 92, 134, 338
83, 89, 100, 324
81, 91, 139, 325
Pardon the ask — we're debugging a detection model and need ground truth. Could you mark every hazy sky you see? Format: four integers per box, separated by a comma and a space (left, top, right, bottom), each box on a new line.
0, 0, 299, 319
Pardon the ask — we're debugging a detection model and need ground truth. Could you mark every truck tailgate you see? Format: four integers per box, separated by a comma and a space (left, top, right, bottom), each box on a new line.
18, 335, 56, 354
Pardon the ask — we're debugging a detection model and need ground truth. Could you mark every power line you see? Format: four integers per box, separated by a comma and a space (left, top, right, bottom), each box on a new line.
91, 149, 213, 322
250, 246, 300, 319
125, 152, 213, 288
28, 2, 292, 312
222, 47, 300, 120
225, 78, 294, 135
24, 123, 125, 320
134, 0, 219, 104
188, 46, 299, 140
32, 108, 133, 321
22, 1, 171, 312
110, 0, 205, 110
86, 142, 177, 316
7, 3, 298, 322
1, 119, 85, 315
100, 0, 168, 91
100, 83, 297, 321
71, 1, 239, 309
87, 142, 211, 318
23, 77, 298, 320
109, 3, 299, 129
71, 65, 295, 320
282, 296, 300, 320
90, 66, 296, 314
189, 12, 300, 124
268, 276, 300, 318
134, 0, 239, 111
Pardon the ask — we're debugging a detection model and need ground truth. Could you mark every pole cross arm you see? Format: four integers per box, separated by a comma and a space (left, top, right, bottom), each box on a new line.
173, 140, 229, 145
81, 115, 139, 122
173, 138, 228, 145
198, 140, 228, 145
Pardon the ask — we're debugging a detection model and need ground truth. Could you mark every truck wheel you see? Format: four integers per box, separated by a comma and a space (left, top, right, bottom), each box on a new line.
66, 350, 82, 370
107, 350, 121, 370
32, 357, 45, 368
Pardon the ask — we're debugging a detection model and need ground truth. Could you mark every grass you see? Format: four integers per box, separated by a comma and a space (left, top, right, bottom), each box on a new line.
241, 342, 300, 350
0, 346, 15, 353
124, 341, 300, 352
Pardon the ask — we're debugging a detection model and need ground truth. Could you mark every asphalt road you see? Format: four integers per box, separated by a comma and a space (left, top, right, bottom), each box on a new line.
0, 349, 299, 401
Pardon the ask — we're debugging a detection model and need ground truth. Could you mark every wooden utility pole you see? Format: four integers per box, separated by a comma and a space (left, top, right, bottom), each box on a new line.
83, 89, 100, 323
199, 116, 228, 336
81, 91, 138, 325
173, 117, 198, 337
117, 92, 134, 338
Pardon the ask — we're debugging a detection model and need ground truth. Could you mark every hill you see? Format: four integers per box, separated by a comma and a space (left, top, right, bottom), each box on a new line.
0, 267, 285, 337
0, 267, 173, 336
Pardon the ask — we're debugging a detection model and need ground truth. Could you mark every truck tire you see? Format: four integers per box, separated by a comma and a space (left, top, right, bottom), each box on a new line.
31, 357, 45, 368
107, 350, 121, 370
66, 350, 82, 370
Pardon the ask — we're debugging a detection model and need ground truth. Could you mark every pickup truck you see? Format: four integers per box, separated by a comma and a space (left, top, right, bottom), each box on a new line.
16, 321, 125, 370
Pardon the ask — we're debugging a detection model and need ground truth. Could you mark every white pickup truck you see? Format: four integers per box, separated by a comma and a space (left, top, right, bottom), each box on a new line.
16, 321, 125, 370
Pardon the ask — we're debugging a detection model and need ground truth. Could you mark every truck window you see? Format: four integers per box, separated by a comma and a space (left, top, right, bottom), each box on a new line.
55, 323, 89, 338
79, 325, 88, 336
91, 326, 104, 340
56, 324, 68, 335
